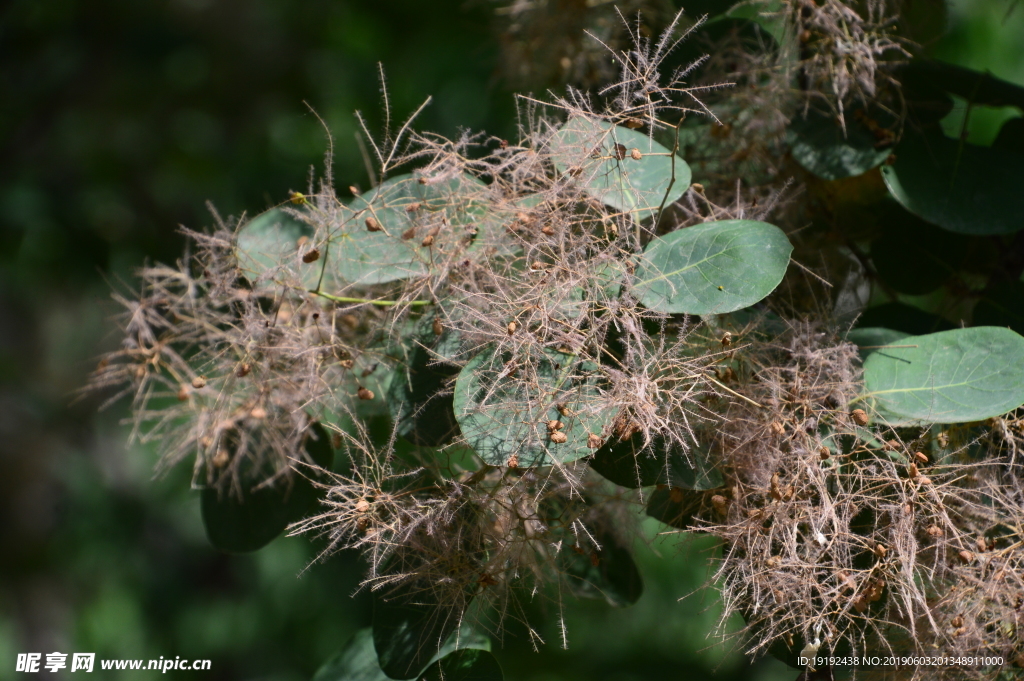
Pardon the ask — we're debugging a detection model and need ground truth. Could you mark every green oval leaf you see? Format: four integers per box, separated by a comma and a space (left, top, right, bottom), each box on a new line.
201, 423, 334, 553
453, 346, 615, 467
881, 131, 1024, 235
372, 587, 462, 680
235, 207, 317, 290
862, 326, 1024, 423
559, 517, 643, 607
314, 627, 491, 681
388, 337, 461, 447
845, 327, 910, 361
632, 220, 792, 315
787, 109, 893, 180
549, 116, 690, 220
418, 649, 503, 681
589, 434, 722, 489
337, 173, 486, 284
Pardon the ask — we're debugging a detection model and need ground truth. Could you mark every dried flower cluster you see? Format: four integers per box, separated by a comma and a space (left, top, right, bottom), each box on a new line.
86, 5, 1024, 678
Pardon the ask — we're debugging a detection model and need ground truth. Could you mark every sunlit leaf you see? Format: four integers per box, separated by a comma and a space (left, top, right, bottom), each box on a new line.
633, 220, 792, 315
862, 327, 1024, 423
549, 116, 690, 220
453, 345, 615, 467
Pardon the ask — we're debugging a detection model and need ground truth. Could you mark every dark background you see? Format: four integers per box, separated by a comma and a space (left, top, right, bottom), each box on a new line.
1, 0, 1022, 679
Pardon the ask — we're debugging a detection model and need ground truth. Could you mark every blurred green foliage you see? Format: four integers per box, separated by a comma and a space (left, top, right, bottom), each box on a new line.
1, 0, 1022, 679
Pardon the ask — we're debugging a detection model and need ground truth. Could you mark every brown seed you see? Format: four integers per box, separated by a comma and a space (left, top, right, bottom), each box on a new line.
237, 363, 251, 378
357, 386, 374, 400
349, 185, 360, 196
541, 224, 554, 236
926, 525, 944, 538
212, 448, 230, 468
546, 419, 564, 432
770, 472, 783, 500
819, 446, 830, 460
192, 376, 207, 389
769, 421, 785, 436
531, 261, 546, 270
614, 143, 627, 160
765, 555, 781, 568
908, 462, 919, 479
958, 550, 975, 563
976, 536, 989, 552
432, 318, 443, 335
874, 543, 887, 558
918, 476, 932, 485
629, 147, 642, 161
296, 235, 309, 247
883, 439, 899, 451
950, 615, 964, 628
914, 451, 929, 464
549, 431, 568, 444
711, 494, 728, 516
302, 248, 320, 263
506, 453, 519, 468
401, 226, 417, 240
404, 202, 421, 212
851, 409, 869, 426
177, 386, 190, 401
586, 433, 603, 449
355, 498, 371, 513
691, 183, 704, 193
365, 216, 382, 232
624, 118, 643, 129
249, 406, 267, 419
420, 234, 434, 247
507, 321, 517, 335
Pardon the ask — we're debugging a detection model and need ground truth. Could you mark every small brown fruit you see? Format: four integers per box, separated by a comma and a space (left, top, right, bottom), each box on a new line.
177, 386, 190, 401
401, 226, 417, 240
546, 419, 564, 432
541, 224, 554, 236
711, 494, 728, 516
212, 448, 230, 468
874, 543, 887, 558
355, 498, 371, 513
249, 406, 267, 419
926, 525, 944, 538
614, 143, 627, 160
357, 386, 374, 401
236, 363, 251, 378
958, 550, 975, 563
769, 421, 785, 436
506, 453, 519, 468
507, 321, 517, 335
629, 148, 642, 161
950, 615, 964, 628
365, 216, 382, 232
192, 376, 207, 389
908, 462, 919, 479
420, 234, 434, 247
586, 433, 603, 449
549, 431, 568, 444
432, 318, 443, 335
404, 202, 421, 212
302, 248, 320, 263
851, 409, 869, 426
818, 446, 830, 460
914, 451, 929, 464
